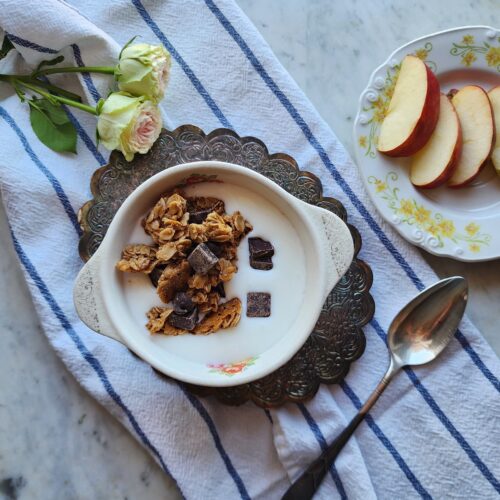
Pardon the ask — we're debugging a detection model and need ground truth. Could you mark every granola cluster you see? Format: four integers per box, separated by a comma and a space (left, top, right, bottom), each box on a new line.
116, 192, 252, 335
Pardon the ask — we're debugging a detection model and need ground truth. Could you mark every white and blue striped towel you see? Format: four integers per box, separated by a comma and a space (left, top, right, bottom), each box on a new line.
0, 1, 499, 498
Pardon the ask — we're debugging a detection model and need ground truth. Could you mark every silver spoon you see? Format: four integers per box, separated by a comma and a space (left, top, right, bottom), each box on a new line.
283, 276, 468, 500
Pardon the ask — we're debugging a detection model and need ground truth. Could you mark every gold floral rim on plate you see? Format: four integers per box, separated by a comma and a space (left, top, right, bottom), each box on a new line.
78, 125, 374, 407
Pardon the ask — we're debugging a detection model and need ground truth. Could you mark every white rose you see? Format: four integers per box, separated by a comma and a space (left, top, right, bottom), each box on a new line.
116, 43, 171, 103
97, 92, 162, 161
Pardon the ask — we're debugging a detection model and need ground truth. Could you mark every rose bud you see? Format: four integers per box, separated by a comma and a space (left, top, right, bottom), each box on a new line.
115, 43, 171, 103
97, 92, 162, 161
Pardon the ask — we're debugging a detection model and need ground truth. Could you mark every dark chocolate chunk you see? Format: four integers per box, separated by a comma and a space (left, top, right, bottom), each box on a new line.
187, 243, 219, 274
173, 292, 195, 315
149, 265, 166, 288
189, 208, 212, 224
249, 237, 274, 259
250, 255, 273, 271
205, 241, 224, 258
247, 292, 271, 318
187, 197, 225, 216
213, 282, 226, 298
167, 307, 198, 330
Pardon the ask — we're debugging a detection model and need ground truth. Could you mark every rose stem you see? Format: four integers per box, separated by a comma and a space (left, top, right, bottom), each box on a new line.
17, 80, 98, 115
0, 74, 82, 102
33, 66, 115, 77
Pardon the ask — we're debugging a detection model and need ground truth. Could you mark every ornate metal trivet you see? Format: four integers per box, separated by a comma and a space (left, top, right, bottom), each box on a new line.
78, 125, 374, 408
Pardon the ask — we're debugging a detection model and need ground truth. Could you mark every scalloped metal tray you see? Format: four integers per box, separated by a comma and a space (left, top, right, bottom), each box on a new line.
78, 125, 374, 408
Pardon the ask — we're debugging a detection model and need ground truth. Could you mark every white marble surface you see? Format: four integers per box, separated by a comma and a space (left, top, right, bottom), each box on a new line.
0, 1, 499, 499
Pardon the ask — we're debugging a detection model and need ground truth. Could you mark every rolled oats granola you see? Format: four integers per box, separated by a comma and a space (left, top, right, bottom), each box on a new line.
116, 190, 252, 336
116, 244, 158, 273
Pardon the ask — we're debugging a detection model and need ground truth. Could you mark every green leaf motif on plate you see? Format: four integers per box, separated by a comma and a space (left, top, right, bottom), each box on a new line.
450, 35, 500, 71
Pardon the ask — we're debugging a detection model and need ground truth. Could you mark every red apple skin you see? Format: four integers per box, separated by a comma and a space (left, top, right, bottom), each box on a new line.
448, 85, 496, 189
381, 65, 441, 157
416, 123, 462, 189
488, 85, 500, 171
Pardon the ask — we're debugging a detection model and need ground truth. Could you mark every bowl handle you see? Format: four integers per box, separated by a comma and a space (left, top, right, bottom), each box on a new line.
301, 202, 354, 301
73, 252, 123, 344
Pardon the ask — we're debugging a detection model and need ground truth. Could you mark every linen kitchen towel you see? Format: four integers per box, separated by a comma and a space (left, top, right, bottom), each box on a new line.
0, 1, 499, 498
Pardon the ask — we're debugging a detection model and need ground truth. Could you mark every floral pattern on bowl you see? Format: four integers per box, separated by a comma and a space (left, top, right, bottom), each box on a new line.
354, 26, 500, 262
208, 356, 258, 376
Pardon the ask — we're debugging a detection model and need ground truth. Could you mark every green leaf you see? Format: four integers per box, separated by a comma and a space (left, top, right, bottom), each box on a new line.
0, 37, 14, 60
28, 97, 77, 153
33, 55, 65, 75
119, 35, 139, 59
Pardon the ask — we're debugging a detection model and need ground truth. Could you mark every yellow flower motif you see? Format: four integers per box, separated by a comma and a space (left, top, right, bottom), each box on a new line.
373, 108, 386, 124
384, 84, 395, 99
376, 182, 387, 193
465, 222, 479, 236
414, 48, 428, 61
372, 96, 386, 110
485, 47, 500, 67
358, 135, 367, 148
438, 219, 455, 238
414, 205, 431, 224
469, 243, 480, 253
426, 220, 440, 236
461, 51, 476, 67
462, 35, 474, 45
399, 199, 414, 217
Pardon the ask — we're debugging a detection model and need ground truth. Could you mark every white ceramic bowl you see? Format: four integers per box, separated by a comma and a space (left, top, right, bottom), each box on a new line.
73, 161, 354, 386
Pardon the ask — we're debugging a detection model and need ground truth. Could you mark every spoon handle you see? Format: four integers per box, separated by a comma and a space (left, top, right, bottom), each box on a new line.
282, 360, 400, 500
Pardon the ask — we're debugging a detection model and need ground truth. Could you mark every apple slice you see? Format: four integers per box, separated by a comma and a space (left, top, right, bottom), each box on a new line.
488, 86, 500, 175
448, 86, 495, 188
410, 94, 462, 188
377, 55, 440, 157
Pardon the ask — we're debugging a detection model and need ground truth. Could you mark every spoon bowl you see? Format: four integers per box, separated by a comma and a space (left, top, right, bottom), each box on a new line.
388, 276, 468, 367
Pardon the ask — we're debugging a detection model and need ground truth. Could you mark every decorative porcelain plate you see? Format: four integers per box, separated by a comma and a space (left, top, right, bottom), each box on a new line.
354, 26, 500, 261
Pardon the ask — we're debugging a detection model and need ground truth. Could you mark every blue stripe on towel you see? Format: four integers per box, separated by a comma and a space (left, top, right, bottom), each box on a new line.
179, 384, 251, 500
8, 229, 185, 499
340, 381, 432, 500
297, 404, 348, 500
62, 105, 107, 165
71, 43, 102, 102
0, 107, 81, 235
202, 0, 500, 395
6, 32, 58, 54
130, 0, 233, 129
370, 319, 500, 493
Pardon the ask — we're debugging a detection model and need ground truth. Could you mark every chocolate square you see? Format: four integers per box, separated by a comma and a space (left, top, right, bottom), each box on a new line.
168, 307, 198, 330
247, 292, 271, 317
250, 255, 273, 271
189, 208, 212, 224
187, 243, 219, 274
248, 238, 274, 259
173, 292, 195, 315
205, 241, 224, 258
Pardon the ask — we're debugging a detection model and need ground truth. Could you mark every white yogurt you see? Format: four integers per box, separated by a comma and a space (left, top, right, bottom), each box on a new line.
120, 182, 306, 365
